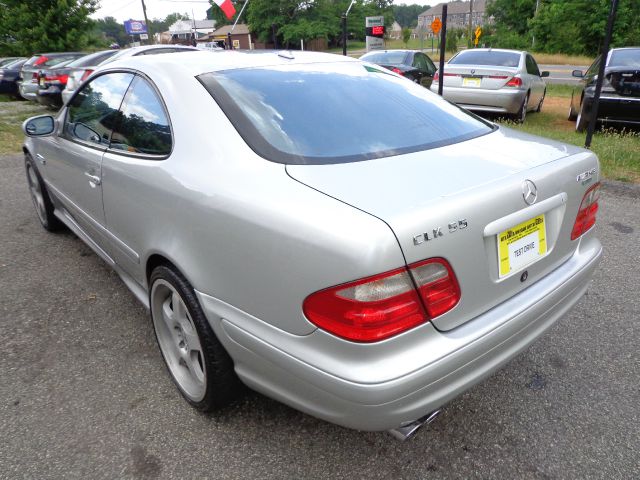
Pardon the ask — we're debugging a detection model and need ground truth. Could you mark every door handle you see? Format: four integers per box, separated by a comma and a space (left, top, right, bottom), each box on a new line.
84, 172, 101, 185
36, 153, 46, 165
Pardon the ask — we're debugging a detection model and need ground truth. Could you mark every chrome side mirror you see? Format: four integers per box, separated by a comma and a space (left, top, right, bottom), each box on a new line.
572, 70, 585, 78
23, 115, 55, 136
540, 71, 550, 78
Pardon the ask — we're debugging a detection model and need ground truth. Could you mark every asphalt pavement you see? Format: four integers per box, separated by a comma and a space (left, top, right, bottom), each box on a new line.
538, 65, 588, 85
1, 153, 638, 479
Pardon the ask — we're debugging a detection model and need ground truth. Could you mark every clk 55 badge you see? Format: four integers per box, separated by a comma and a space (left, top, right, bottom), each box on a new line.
413, 219, 468, 245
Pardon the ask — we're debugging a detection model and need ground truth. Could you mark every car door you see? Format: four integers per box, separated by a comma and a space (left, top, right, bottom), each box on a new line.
44, 72, 134, 247
101, 75, 173, 283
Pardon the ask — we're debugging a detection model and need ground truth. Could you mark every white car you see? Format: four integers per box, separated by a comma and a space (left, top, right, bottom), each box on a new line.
432, 48, 549, 122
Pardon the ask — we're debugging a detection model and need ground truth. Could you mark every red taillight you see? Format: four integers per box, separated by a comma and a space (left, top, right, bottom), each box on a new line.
44, 73, 69, 85
433, 72, 439, 81
80, 69, 94, 81
571, 182, 600, 240
34, 56, 49, 66
391, 67, 404, 76
505, 76, 523, 87
303, 258, 460, 342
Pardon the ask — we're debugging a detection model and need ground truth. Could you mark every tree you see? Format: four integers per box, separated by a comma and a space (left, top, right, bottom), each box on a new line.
392, 4, 430, 29
402, 27, 412, 47
0, 0, 98, 56
484, 0, 536, 49
92, 16, 129, 47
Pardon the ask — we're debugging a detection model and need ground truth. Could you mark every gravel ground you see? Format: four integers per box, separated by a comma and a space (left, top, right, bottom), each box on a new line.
0, 153, 638, 479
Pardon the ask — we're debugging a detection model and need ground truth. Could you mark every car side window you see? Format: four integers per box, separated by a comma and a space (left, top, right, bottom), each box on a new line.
412, 53, 428, 72
109, 76, 172, 156
424, 54, 436, 75
64, 72, 134, 147
586, 56, 601, 77
525, 55, 540, 76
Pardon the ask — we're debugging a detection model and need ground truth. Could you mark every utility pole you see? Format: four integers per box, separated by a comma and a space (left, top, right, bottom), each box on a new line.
532, 0, 540, 48
438, 4, 448, 96
342, 0, 356, 56
468, 0, 473, 48
140, 0, 151, 45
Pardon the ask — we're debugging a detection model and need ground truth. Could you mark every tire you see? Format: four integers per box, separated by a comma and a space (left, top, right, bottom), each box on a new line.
575, 101, 588, 132
24, 153, 63, 232
149, 265, 241, 411
536, 89, 546, 113
514, 93, 529, 123
568, 95, 577, 121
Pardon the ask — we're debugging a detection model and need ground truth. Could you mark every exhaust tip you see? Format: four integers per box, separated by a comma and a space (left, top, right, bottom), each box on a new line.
388, 409, 442, 442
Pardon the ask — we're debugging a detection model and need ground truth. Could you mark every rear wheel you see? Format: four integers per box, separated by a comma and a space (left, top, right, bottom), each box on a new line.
25, 153, 63, 232
514, 93, 529, 123
149, 265, 241, 411
568, 95, 578, 121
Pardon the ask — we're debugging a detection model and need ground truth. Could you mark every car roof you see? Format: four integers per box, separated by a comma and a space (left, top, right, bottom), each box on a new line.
102, 50, 358, 77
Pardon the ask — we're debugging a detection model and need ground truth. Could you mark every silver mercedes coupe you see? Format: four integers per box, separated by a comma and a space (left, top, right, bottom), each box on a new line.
22, 51, 602, 440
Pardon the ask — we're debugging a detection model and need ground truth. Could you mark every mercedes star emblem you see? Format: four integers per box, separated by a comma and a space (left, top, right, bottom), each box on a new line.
522, 180, 538, 205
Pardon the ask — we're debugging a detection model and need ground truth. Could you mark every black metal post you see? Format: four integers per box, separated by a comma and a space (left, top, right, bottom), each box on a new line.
271, 23, 278, 49
585, 0, 618, 148
227, 32, 233, 49
438, 4, 447, 96
342, 15, 347, 56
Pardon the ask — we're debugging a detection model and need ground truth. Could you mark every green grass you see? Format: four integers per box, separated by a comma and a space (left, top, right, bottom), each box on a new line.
497, 99, 640, 183
545, 83, 575, 98
0, 94, 49, 155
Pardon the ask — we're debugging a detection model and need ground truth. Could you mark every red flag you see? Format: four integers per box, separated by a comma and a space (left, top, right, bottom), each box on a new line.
214, 0, 236, 20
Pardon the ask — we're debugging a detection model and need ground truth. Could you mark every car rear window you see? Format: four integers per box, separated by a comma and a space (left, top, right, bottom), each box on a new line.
609, 49, 640, 68
361, 51, 409, 65
66, 51, 118, 68
198, 62, 494, 165
449, 51, 521, 67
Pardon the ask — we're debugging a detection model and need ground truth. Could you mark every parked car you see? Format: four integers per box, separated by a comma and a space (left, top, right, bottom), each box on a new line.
35, 50, 119, 108
569, 47, 640, 132
360, 49, 437, 88
0, 58, 28, 97
22, 51, 602, 439
431, 48, 549, 122
61, 46, 197, 105
18, 52, 86, 101
0, 57, 24, 68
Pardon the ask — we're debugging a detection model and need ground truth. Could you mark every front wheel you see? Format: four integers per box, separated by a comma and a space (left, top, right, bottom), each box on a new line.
25, 153, 63, 232
575, 101, 588, 132
149, 265, 241, 411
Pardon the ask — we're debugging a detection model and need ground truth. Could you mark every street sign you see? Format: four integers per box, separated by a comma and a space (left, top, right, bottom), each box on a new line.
140, 33, 149, 40
431, 17, 442, 35
365, 16, 385, 52
474, 26, 482, 46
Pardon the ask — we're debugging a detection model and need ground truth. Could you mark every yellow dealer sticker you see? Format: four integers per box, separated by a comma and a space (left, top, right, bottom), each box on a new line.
498, 214, 547, 278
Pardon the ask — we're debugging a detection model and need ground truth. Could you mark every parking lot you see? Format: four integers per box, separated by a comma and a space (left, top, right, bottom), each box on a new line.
1, 151, 638, 479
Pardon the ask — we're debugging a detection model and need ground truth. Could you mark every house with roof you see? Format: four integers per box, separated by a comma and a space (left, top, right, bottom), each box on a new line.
417, 1, 490, 37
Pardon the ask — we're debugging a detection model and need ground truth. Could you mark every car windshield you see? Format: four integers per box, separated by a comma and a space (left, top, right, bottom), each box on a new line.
609, 49, 640, 68
361, 51, 408, 65
198, 62, 494, 165
449, 51, 521, 67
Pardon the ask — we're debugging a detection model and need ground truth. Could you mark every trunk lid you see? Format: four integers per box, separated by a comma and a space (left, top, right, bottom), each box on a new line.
287, 127, 599, 331
442, 65, 518, 90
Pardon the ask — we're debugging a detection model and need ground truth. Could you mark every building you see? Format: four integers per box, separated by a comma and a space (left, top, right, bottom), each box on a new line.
418, 0, 489, 36
200, 24, 256, 50
389, 21, 402, 40
160, 19, 217, 44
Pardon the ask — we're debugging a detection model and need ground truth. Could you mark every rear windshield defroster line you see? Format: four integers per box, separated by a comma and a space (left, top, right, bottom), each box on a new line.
197, 65, 495, 165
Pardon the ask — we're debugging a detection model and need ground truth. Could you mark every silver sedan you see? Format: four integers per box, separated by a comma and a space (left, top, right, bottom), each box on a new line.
22, 51, 601, 439
431, 48, 549, 122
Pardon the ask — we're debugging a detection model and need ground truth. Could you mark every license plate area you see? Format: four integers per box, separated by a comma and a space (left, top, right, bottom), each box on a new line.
462, 77, 481, 87
497, 214, 547, 278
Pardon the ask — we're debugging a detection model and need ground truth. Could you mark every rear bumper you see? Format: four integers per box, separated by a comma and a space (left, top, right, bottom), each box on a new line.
197, 236, 602, 432
18, 81, 38, 100
432, 85, 527, 114
36, 86, 63, 108
584, 94, 640, 125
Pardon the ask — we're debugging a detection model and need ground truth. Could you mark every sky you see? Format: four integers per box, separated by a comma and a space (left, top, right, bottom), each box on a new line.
92, 0, 440, 23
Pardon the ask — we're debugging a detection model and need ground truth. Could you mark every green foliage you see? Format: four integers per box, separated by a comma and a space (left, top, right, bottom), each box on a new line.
485, 0, 640, 56
402, 27, 412, 47
392, 4, 430, 28
0, 0, 98, 55
446, 28, 463, 53
246, 0, 394, 48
